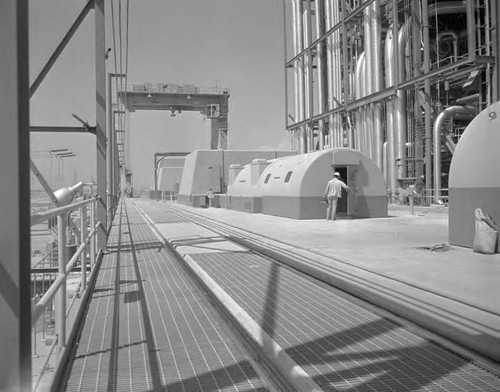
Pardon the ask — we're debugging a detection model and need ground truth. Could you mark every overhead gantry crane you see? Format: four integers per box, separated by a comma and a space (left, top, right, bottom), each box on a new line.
118, 83, 230, 150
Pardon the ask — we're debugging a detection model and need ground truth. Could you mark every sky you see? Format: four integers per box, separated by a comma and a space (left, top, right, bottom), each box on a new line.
29, 0, 291, 192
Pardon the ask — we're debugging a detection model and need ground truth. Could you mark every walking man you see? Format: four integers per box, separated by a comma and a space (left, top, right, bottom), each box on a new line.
324, 171, 350, 220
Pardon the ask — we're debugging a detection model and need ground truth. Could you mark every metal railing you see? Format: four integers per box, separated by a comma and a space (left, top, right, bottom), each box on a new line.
389, 188, 449, 216
30, 196, 103, 391
127, 82, 230, 96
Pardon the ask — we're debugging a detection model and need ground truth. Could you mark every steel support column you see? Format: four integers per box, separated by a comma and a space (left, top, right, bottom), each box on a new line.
210, 119, 219, 149
107, 74, 125, 222
106, 73, 113, 223
95, 0, 107, 247
0, 0, 31, 390
114, 123, 120, 204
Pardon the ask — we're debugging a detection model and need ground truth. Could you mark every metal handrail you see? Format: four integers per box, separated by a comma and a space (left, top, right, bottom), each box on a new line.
31, 223, 100, 325
31, 196, 103, 391
30, 196, 98, 226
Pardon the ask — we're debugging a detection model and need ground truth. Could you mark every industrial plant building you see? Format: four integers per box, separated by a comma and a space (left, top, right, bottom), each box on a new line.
283, 0, 499, 203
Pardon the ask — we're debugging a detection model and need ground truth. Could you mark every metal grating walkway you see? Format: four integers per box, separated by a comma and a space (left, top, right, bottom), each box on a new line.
189, 252, 500, 392
63, 199, 268, 392
137, 200, 500, 392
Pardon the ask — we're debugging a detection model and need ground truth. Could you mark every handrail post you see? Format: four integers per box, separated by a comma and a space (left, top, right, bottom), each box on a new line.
80, 204, 87, 293
90, 200, 96, 269
56, 214, 67, 355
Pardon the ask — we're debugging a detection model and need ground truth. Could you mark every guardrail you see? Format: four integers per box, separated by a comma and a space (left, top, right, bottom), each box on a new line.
389, 188, 449, 206
30, 196, 104, 391
126, 82, 230, 96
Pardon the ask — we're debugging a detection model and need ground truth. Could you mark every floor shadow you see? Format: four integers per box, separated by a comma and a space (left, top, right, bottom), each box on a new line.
73, 340, 146, 360
106, 201, 123, 392
171, 235, 247, 254
284, 321, 475, 391
162, 361, 268, 392
172, 235, 227, 246
123, 290, 139, 303
261, 262, 279, 338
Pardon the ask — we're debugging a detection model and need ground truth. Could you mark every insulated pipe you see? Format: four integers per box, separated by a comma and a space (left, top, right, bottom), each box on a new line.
294, 0, 307, 153
433, 106, 476, 202
371, 0, 383, 168
354, 52, 365, 151
466, 0, 476, 60
303, 6, 313, 151
332, 0, 342, 147
315, 0, 326, 149
429, 1, 466, 15
394, 18, 412, 180
361, 54, 367, 155
363, 4, 372, 158
325, 0, 334, 148
384, 27, 396, 193
291, 0, 300, 151
298, 0, 308, 153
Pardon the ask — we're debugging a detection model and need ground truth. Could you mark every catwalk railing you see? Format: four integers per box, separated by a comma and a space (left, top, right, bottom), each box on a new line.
30, 197, 104, 391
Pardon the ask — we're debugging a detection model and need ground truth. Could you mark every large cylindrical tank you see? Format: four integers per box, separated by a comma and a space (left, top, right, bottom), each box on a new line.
448, 101, 500, 251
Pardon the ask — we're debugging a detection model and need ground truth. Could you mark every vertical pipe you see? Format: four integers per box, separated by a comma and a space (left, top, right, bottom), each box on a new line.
56, 214, 67, 355
363, 3, 373, 158
332, 0, 342, 147
295, 0, 307, 153
282, 0, 290, 140
384, 27, 396, 193
341, 0, 351, 147
422, 0, 433, 194
484, 0, 491, 106
304, 2, 314, 151
303, 7, 310, 148
371, 0, 383, 168
325, 0, 334, 148
355, 52, 365, 152
466, 0, 477, 61
291, 0, 300, 152
394, 19, 412, 181
315, 0, 326, 149
360, 53, 367, 154
80, 205, 87, 292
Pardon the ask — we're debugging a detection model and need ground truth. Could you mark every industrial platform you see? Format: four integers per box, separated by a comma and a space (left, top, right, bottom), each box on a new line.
60, 198, 500, 392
